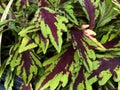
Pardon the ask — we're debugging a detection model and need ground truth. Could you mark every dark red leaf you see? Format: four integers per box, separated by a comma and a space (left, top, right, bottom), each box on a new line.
36, 46, 75, 90
84, 0, 95, 29
20, 84, 32, 90
73, 66, 86, 90
38, 0, 49, 7
103, 36, 120, 49
40, 8, 58, 44
41, 47, 74, 87
20, 0, 27, 8
70, 27, 94, 70
21, 51, 32, 76
88, 58, 120, 80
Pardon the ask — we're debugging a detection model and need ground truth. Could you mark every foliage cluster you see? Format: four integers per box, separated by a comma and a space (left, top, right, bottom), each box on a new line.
1, 0, 120, 90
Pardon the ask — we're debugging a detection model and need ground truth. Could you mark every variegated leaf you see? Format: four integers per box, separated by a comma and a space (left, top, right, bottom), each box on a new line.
32, 32, 49, 54
19, 36, 38, 53
20, 83, 33, 90
19, 25, 49, 54
32, 7, 68, 53
101, 30, 120, 53
70, 66, 92, 90
88, 30, 120, 86
16, 0, 28, 10
10, 40, 41, 85
88, 57, 120, 85
35, 46, 75, 90
37, 0, 49, 7
96, 0, 119, 28
70, 27, 97, 72
79, 0, 97, 29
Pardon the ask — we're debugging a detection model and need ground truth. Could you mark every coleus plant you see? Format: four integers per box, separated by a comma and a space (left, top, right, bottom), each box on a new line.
0, 0, 120, 90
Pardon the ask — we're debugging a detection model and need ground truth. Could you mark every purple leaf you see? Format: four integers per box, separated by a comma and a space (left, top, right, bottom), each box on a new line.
33, 7, 68, 52
103, 36, 120, 49
36, 46, 75, 90
38, 0, 49, 7
73, 66, 85, 90
88, 58, 120, 80
40, 8, 58, 44
84, 0, 95, 29
38, 32, 49, 54
10, 43, 41, 85
20, 0, 27, 8
70, 27, 96, 71
20, 83, 33, 90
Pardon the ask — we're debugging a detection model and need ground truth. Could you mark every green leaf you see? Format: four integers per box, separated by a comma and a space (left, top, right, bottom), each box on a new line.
4, 70, 14, 90
19, 36, 37, 53
96, 0, 119, 28
60, 1, 78, 25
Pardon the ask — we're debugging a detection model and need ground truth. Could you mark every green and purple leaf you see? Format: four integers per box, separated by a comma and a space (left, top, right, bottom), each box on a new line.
32, 32, 49, 54
70, 66, 92, 90
32, 7, 68, 53
79, 0, 96, 29
101, 30, 120, 52
35, 46, 75, 90
19, 36, 38, 53
10, 40, 41, 85
88, 57, 120, 85
70, 27, 96, 71
16, 0, 28, 10
20, 83, 33, 90
84, 0, 96, 29
88, 31, 120, 85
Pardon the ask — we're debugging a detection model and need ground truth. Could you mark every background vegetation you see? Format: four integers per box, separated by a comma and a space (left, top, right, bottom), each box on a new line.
0, 0, 120, 90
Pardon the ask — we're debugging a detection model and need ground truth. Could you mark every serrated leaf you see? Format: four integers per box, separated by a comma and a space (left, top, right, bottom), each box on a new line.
101, 31, 120, 53
70, 66, 92, 90
79, 0, 96, 29
10, 40, 41, 85
96, 0, 119, 28
70, 27, 97, 72
60, 1, 78, 25
19, 36, 38, 53
32, 32, 49, 54
88, 58, 120, 85
32, 7, 68, 53
35, 47, 75, 90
